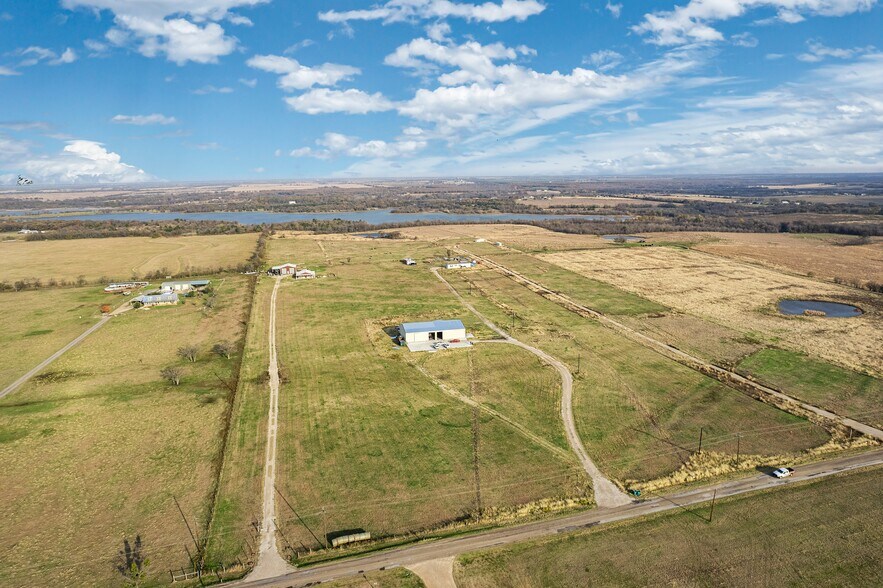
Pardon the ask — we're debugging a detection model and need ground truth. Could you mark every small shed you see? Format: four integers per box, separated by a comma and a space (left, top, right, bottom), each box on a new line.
269, 263, 298, 276
399, 320, 467, 344
402, 258, 416, 266
294, 269, 316, 280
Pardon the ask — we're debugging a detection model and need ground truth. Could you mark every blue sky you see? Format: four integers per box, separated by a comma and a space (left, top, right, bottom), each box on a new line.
1, 0, 881, 183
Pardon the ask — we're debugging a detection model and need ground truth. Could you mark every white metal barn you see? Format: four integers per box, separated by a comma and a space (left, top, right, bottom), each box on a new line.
399, 320, 466, 344
269, 263, 298, 276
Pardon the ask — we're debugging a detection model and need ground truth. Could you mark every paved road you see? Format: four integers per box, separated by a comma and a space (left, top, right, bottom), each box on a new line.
463, 249, 883, 442
0, 301, 131, 401
431, 268, 630, 508
236, 448, 883, 588
248, 277, 296, 581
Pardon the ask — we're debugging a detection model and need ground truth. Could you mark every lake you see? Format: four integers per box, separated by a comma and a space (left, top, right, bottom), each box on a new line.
778, 299, 863, 317
20, 209, 627, 226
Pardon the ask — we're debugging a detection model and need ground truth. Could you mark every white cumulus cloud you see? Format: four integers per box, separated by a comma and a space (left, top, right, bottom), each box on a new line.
61, 0, 268, 64
285, 89, 395, 114
1, 138, 152, 184
635, 0, 876, 46
247, 54, 361, 90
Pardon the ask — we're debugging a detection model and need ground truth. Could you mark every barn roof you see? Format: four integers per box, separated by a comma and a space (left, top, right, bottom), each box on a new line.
400, 320, 465, 334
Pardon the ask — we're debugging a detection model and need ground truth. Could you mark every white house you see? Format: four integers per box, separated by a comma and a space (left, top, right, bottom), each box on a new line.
399, 320, 467, 345
445, 260, 476, 269
268, 263, 297, 276
294, 269, 316, 280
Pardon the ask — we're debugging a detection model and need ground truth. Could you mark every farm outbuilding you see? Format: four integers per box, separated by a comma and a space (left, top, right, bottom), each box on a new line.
269, 263, 297, 276
133, 292, 179, 307
161, 279, 211, 292
445, 260, 476, 269
398, 320, 471, 352
294, 269, 316, 280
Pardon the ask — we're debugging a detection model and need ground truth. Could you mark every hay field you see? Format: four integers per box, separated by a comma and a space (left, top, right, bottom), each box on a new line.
455, 466, 883, 588
0, 233, 258, 283
444, 268, 827, 484
0, 287, 119, 390
397, 224, 609, 252
0, 276, 251, 587
263, 236, 589, 556
644, 232, 883, 285
540, 247, 883, 375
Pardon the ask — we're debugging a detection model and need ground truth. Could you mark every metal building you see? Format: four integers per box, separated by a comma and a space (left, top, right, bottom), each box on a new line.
399, 320, 467, 344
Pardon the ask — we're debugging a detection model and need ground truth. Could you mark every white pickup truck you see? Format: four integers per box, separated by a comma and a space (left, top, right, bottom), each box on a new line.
771, 467, 794, 478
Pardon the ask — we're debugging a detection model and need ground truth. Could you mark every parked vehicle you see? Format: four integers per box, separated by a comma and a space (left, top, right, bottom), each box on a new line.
771, 467, 794, 478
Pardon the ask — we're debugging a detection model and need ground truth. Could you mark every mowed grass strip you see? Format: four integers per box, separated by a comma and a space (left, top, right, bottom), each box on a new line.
0, 276, 250, 587
445, 268, 828, 483
0, 287, 120, 389
325, 568, 425, 587
203, 277, 273, 567
738, 349, 883, 429
472, 249, 666, 316
0, 233, 259, 283
454, 465, 883, 588
269, 238, 589, 555
419, 344, 571, 452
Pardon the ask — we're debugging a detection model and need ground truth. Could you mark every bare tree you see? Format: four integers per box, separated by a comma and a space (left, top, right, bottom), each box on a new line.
177, 346, 198, 363
161, 366, 183, 386
212, 341, 234, 359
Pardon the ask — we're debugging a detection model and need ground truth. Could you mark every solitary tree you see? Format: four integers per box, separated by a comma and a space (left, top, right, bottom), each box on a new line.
161, 366, 183, 386
177, 345, 199, 363
212, 341, 234, 359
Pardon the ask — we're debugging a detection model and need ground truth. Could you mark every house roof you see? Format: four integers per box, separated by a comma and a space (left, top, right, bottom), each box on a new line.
161, 279, 211, 288
271, 263, 297, 269
400, 320, 465, 334
135, 292, 179, 304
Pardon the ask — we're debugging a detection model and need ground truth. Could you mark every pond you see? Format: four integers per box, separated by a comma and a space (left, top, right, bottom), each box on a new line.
602, 234, 646, 242
778, 299, 863, 317
19, 208, 628, 226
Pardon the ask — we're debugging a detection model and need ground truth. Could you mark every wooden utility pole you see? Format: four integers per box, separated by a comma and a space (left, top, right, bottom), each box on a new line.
709, 489, 717, 522
577, 354, 581, 375
736, 433, 741, 465
698, 427, 704, 455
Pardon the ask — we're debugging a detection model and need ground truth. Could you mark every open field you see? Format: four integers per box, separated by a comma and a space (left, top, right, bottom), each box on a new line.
455, 465, 883, 587
0, 276, 251, 587
419, 343, 570, 453
738, 349, 883, 430
539, 246, 883, 375
0, 287, 119, 390
643, 232, 883, 286
441, 267, 828, 485
209, 235, 590, 566
396, 224, 610, 252
203, 277, 272, 567
0, 233, 258, 283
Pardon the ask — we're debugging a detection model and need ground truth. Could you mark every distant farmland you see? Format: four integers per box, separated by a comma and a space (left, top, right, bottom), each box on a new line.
0, 233, 259, 283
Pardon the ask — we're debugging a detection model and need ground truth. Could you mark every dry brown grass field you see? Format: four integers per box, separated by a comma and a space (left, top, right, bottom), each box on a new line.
0, 276, 251, 587
397, 224, 609, 252
0, 287, 120, 390
644, 232, 883, 285
540, 246, 882, 375
0, 233, 258, 283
